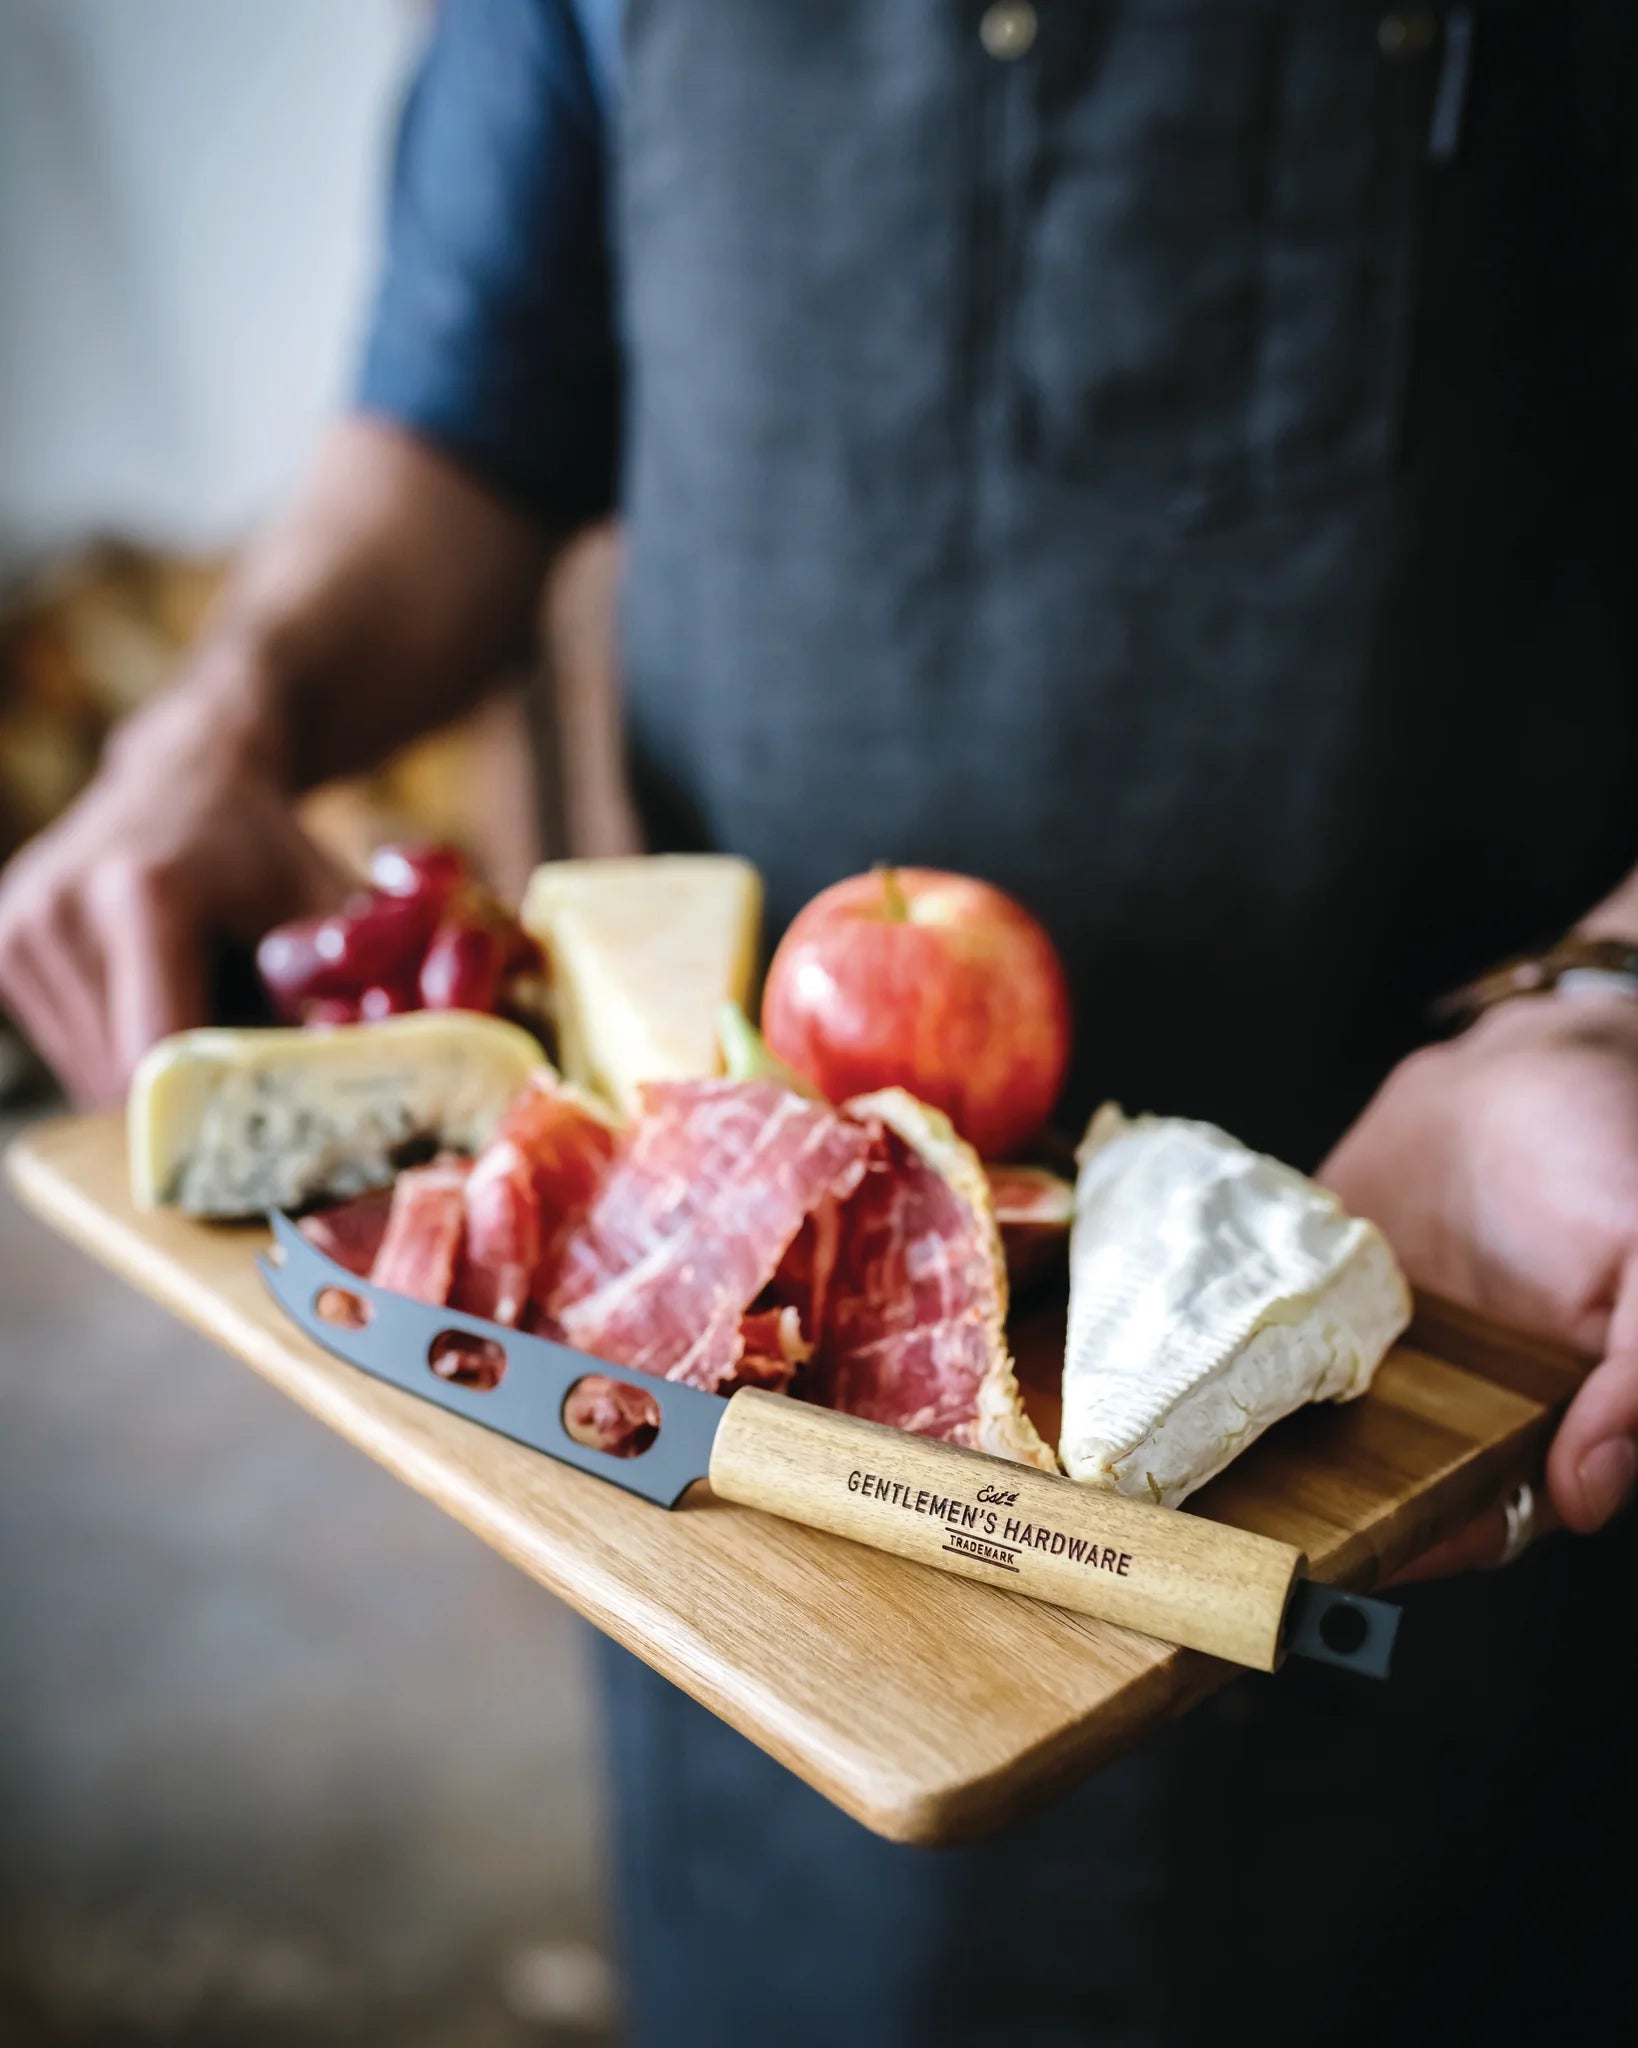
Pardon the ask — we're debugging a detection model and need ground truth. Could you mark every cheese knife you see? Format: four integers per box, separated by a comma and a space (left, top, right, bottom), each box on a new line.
260, 1211, 1400, 1678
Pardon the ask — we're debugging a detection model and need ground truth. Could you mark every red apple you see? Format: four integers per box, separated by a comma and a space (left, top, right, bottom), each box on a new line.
762, 867, 1072, 1158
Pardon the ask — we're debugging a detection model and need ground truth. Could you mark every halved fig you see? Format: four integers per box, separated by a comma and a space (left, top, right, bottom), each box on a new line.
983, 1163, 1074, 1289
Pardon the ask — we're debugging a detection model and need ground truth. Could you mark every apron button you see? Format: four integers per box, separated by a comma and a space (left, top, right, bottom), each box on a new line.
979, 2, 1038, 60
1377, 9, 1435, 58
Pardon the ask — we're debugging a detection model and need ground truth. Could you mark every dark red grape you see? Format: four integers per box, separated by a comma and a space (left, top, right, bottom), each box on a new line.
358, 983, 417, 1022
259, 888, 440, 1017
313, 890, 439, 988
369, 842, 469, 903
302, 995, 362, 1027
500, 921, 544, 974
418, 919, 506, 1013
257, 917, 332, 1021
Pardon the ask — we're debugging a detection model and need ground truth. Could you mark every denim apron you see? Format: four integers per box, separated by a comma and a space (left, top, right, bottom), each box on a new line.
602, 4, 1638, 2042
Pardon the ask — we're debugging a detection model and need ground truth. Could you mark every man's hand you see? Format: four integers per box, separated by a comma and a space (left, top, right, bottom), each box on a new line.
1321, 993, 1638, 1564
0, 687, 345, 1106
0, 417, 553, 1108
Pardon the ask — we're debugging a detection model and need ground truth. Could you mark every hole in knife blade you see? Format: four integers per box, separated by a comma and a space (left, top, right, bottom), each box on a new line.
314, 1286, 370, 1331
429, 1330, 507, 1390
1317, 1601, 1370, 1658
562, 1374, 661, 1459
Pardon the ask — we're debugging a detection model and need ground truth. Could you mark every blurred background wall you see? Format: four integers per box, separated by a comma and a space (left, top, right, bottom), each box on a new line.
0, 0, 406, 573
0, 0, 566, 928
0, 4, 619, 2040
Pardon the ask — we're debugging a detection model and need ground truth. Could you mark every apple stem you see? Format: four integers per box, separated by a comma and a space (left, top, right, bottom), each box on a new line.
875, 863, 910, 922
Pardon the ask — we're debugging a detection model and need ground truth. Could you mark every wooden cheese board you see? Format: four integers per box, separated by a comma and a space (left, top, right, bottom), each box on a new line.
7, 1110, 1588, 1846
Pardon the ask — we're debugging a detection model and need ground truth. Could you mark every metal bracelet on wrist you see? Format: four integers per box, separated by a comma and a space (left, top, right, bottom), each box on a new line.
1433, 936, 1638, 1027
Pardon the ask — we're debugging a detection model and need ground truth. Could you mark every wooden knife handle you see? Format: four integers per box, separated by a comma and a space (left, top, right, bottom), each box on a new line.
708, 1390, 1306, 1670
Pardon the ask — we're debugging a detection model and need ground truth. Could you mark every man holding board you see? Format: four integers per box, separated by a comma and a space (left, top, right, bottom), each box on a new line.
1, 4, 1633, 2042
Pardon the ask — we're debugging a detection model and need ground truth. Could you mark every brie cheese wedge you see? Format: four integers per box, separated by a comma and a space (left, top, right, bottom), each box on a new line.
1062, 1105, 1410, 1507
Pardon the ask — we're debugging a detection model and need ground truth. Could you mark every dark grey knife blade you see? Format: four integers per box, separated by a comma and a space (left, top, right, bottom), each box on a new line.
258, 1210, 723, 1506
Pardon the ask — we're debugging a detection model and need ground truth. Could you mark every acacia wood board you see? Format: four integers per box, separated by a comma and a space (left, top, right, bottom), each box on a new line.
6, 1111, 1587, 1846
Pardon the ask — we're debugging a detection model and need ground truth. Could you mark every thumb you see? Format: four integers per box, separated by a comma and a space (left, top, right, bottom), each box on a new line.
1546, 1249, 1638, 1535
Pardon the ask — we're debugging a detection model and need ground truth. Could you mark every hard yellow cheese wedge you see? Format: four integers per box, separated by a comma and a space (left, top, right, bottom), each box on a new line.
522, 855, 764, 1114
129, 1011, 547, 1218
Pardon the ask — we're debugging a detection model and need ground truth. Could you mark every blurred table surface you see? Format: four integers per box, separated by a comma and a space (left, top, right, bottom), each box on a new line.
0, 1104, 616, 2046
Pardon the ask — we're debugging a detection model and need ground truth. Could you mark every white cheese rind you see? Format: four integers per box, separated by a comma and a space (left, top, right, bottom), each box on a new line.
1061, 1105, 1410, 1507
128, 1013, 547, 1218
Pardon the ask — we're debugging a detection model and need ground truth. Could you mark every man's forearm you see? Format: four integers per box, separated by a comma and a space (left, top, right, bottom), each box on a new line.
147, 415, 553, 792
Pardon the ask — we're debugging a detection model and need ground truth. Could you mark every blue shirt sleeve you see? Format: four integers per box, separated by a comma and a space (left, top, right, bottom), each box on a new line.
356, 0, 618, 529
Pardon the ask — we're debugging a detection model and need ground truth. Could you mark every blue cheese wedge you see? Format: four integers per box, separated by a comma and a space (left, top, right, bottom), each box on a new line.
128, 1013, 547, 1218
1062, 1105, 1410, 1507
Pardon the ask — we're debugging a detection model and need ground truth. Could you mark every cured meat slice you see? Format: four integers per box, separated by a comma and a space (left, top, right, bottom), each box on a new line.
370, 1156, 472, 1305
735, 1304, 812, 1393
562, 1374, 663, 1459
548, 1080, 871, 1389
811, 1090, 1056, 1470
770, 1195, 844, 1349
459, 1072, 621, 1325
298, 1186, 393, 1278
739, 1304, 812, 1369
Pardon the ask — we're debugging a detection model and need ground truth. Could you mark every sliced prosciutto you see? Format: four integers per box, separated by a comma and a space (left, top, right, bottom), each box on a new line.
769, 1195, 845, 1350
298, 1185, 393, 1278
547, 1080, 871, 1390
369, 1156, 473, 1305
562, 1374, 662, 1459
458, 1072, 621, 1325
289, 1070, 1054, 1474
810, 1090, 1056, 1470
736, 1303, 812, 1392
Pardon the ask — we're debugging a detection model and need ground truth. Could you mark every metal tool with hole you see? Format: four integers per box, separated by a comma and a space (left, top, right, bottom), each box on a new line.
261, 1213, 1401, 1678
